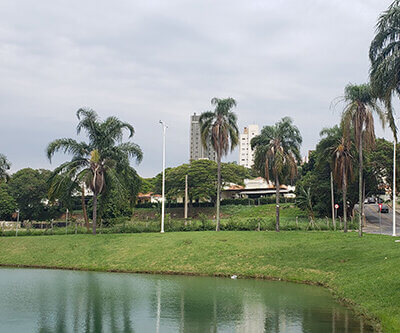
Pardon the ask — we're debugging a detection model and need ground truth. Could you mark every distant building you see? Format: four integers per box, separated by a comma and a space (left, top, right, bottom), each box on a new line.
239, 124, 259, 168
222, 177, 295, 200
190, 113, 217, 161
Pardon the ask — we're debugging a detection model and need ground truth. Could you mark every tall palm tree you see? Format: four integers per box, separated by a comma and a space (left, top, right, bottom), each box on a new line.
370, 1, 400, 227
251, 117, 302, 232
199, 98, 239, 231
47, 108, 143, 235
0, 154, 11, 182
369, 0, 400, 140
340, 83, 385, 237
332, 136, 353, 232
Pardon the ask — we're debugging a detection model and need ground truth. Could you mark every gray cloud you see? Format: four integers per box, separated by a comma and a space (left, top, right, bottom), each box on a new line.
0, 0, 394, 177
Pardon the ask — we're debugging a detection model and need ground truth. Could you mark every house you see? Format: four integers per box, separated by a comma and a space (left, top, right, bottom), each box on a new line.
137, 192, 162, 204
222, 178, 295, 200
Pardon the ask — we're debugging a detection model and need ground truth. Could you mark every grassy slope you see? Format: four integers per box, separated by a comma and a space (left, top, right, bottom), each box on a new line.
133, 203, 307, 220
0, 231, 399, 331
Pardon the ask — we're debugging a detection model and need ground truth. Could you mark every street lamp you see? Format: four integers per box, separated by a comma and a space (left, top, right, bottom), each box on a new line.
15, 209, 20, 237
159, 120, 167, 233
393, 138, 396, 237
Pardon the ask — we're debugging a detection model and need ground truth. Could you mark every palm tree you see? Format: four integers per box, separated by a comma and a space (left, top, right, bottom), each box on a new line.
251, 117, 302, 232
199, 98, 239, 231
370, 1, 400, 226
340, 84, 385, 237
0, 154, 11, 182
47, 108, 143, 235
369, 0, 400, 140
332, 136, 353, 232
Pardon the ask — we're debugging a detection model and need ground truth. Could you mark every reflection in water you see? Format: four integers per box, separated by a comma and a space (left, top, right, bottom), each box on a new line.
0, 268, 373, 332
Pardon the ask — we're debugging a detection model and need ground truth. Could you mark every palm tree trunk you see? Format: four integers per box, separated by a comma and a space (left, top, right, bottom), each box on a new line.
92, 193, 97, 235
81, 186, 90, 232
275, 175, 280, 232
359, 137, 363, 237
343, 168, 347, 233
216, 148, 221, 231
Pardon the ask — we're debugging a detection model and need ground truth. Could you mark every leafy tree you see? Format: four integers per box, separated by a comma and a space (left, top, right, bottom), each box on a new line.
8, 168, 54, 220
47, 108, 143, 234
154, 160, 250, 205
251, 117, 302, 231
366, 138, 400, 193
199, 98, 239, 231
340, 83, 385, 236
140, 178, 156, 193
0, 183, 17, 220
0, 154, 11, 182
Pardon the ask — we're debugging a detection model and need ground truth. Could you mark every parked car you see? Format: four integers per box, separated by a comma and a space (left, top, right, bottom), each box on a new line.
368, 197, 376, 204
379, 204, 389, 213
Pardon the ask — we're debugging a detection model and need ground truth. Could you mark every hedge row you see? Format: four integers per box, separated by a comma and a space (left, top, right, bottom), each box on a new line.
135, 197, 295, 208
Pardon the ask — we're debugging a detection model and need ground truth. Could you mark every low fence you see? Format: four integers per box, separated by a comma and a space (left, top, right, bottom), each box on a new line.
0, 221, 21, 230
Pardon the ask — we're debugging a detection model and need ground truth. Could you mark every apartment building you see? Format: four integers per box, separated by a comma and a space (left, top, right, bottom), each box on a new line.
189, 113, 217, 161
239, 124, 259, 168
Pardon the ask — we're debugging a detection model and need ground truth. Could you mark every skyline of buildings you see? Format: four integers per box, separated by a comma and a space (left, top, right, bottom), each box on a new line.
189, 114, 260, 168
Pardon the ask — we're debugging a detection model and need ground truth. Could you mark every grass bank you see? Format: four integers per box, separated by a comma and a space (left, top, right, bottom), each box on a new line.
0, 231, 398, 331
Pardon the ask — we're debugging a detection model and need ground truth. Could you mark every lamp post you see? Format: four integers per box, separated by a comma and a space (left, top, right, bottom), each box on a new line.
66, 208, 69, 235
15, 209, 20, 237
160, 120, 167, 233
394, 135, 397, 237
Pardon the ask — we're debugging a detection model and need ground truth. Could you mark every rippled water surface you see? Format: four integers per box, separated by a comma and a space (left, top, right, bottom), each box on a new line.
0, 268, 373, 332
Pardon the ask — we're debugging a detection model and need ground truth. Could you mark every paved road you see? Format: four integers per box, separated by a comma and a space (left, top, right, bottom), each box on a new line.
363, 203, 400, 235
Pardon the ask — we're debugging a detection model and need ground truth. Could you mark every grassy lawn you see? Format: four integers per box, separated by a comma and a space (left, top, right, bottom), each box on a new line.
0, 231, 398, 331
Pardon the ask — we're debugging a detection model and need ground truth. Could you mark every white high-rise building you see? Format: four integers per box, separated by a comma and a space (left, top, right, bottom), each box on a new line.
190, 113, 217, 161
239, 124, 259, 168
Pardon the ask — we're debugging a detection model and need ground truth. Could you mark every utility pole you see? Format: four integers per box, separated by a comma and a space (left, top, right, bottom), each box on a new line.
160, 120, 167, 233
330, 172, 335, 229
184, 174, 188, 221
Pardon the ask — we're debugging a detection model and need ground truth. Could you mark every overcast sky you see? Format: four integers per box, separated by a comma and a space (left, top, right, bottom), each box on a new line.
0, 0, 395, 177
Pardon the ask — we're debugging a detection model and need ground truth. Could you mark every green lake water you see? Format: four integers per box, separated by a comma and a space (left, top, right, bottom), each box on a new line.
0, 268, 373, 332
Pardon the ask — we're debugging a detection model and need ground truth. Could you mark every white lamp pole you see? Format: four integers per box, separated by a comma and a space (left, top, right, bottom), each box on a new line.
393, 138, 397, 237
160, 120, 167, 233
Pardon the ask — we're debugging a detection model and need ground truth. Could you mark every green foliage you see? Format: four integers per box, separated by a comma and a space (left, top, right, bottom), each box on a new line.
99, 185, 132, 219
296, 127, 384, 218
7, 168, 59, 220
0, 183, 17, 219
0, 154, 11, 182
251, 117, 302, 183
140, 177, 156, 193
